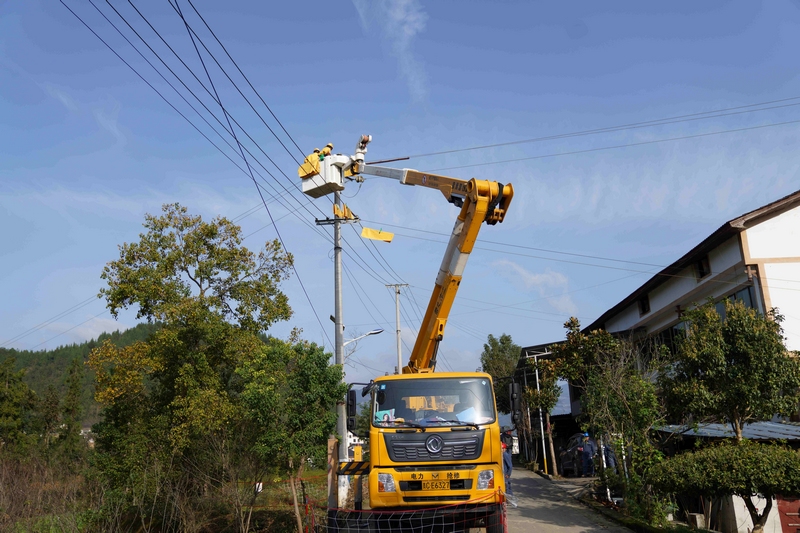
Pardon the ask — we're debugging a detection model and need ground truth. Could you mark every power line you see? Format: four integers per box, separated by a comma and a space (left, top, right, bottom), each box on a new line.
360, 219, 666, 268
377, 229, 800, 293
114, 1, 319, 218
123, 1, 408, 292
66, 1, 337, 349
30, 310, 109, 351
65, 1, 399, 349
178, 0, 305, 158
430, 118, 800, 172
0, 295, 100, 349
58, 4, 376, 358
112, 0, 406, 339
388, 96, 800, 161
173, 0, 331, 349
342, 262, 389, 333
160, 0, 412, 295
85, 0, 328, 246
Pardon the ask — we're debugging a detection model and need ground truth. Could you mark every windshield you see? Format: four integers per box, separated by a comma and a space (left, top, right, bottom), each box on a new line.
372, 377, 496, 427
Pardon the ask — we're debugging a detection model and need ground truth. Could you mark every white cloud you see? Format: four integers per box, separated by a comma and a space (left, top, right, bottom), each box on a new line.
352, 0, 428, 101
94, 101, 126, 146
73, 315, 129, 342
32, 314, 127, 351
493, 259, 578, 315
41, 83, 79, 112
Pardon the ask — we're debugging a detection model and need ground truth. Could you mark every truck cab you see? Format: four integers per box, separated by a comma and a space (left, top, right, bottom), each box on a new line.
355, 372, 509, 531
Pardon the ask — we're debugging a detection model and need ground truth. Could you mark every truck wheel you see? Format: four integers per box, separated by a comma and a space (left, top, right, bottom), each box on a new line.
485, 504, 506, 533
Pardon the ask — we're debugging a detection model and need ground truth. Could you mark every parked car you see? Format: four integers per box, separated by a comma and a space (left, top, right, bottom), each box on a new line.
558, 433, 585, 477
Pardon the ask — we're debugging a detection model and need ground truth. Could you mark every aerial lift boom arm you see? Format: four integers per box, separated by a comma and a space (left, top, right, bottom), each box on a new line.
298, 135, 513, 373
352, 138, 514, 373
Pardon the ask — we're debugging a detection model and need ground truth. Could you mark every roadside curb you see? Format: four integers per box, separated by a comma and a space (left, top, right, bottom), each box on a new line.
578, 496, 684, 533
523, 463, 554, 481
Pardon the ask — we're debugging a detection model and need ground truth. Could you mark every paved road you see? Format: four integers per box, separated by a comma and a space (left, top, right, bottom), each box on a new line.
505, 468, 630, 533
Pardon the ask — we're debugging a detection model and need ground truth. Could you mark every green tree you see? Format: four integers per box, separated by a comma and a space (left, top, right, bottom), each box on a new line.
355, 400, 372, 440
0, 357, 36, 454
659, 300, 800, 440
238, 338, 346, 532
651, 441, 800, 533
2, 322, 161, 427
57, 358, 85, 465
90, 203, 297, 532
36, 385, 61, 451
100, 202, 292, 332
480, 333, 520, 413
550, 320, 666, 523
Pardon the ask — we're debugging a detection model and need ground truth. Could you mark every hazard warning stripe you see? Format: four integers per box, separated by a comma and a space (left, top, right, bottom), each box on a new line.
337, 461, 370, 475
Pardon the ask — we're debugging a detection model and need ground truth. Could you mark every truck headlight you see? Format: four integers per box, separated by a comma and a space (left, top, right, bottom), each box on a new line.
377, 473, 396, 492
477, 469, 494, 490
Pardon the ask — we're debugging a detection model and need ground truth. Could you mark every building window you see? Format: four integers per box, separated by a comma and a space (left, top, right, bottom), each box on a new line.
695, 255, 711, 280
732, 286, 754, 309
653, 321, 686, 354
638, 295, 651, 315
714, 286, 756, 319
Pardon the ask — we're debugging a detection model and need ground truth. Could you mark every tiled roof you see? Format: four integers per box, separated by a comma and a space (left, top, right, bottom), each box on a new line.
659, 421, 800, 441
585, 188, 800, 333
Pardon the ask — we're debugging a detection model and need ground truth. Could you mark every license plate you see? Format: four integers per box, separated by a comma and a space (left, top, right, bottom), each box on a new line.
422, 481, 449, 491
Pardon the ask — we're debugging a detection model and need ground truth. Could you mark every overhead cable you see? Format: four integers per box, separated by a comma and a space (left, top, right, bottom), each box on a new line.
174, 0, 331, 348
0, 295, 100, 349
431, 118, 800, 172
391, 96, 800, 161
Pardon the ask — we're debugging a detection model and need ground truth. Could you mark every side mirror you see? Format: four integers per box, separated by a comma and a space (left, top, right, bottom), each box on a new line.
509, 382, 522, 425
361, 380, 376, 397
346, 389, 357, 432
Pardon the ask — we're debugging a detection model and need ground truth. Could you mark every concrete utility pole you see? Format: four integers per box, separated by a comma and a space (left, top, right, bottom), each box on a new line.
315, 190, 359, 508
386, 284, 408, 374
333, 191, 348, 507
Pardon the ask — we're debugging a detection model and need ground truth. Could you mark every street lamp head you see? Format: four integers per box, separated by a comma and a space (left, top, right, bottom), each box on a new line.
343, 328, 385, 347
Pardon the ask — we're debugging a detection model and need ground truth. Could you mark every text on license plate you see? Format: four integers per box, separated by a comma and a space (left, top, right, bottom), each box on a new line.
422, 481, 450, 491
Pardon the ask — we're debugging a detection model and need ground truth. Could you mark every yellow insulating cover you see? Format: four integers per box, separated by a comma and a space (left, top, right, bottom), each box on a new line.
333, 204, 356, 220
361, 227, 394, 243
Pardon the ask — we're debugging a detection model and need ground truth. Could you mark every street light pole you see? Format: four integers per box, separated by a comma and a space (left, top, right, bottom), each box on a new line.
385, 284, 407, 373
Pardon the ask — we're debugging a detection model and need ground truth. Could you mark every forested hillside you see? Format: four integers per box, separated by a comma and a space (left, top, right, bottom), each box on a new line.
0, 322, 160, 425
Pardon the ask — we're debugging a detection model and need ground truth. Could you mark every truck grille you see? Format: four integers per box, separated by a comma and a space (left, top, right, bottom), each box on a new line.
384, 430, 484, 462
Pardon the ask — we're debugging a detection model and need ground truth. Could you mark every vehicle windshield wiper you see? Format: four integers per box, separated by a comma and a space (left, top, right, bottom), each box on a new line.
386, 420, 425, 430
435, 419, 480, 430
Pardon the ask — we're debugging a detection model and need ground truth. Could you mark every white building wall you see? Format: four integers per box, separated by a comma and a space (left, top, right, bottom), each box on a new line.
746, 207, 800, 259
744, 205, 800, 352
604, 237, 745, 334
604, 302, 640, 333
718, 495, 782, 533
764, 262, 800, 351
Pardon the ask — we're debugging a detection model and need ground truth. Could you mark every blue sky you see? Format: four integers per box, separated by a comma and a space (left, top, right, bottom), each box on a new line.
2, 0, 800, 397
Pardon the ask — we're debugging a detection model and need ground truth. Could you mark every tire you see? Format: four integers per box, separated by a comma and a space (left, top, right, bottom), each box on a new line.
485, 504, 506, 533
